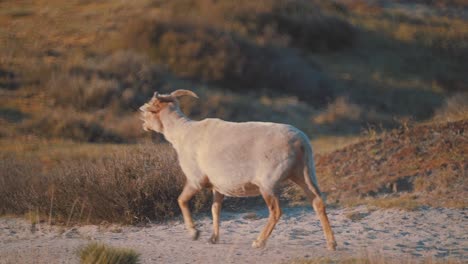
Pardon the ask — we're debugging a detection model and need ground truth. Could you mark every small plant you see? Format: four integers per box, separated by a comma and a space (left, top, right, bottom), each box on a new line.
433, 92, 468, 122
79, 242, 140, 264
344, 211, 369, 222
366, 196, 420, 211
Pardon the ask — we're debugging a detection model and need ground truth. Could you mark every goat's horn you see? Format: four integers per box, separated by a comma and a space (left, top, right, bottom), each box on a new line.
152, 91, 173, 102
170, 89, 199, 99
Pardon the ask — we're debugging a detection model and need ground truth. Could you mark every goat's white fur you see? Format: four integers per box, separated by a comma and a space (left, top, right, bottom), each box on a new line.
140, 90, 337, 249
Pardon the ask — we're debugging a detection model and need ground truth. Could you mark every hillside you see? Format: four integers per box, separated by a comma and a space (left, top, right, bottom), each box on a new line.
1, 2, 467, 263
0, 119, 466, 263
315, 119, 467, 209
0, 0, 467, 221
1, 0, 467, 144
1, 119, 466, 226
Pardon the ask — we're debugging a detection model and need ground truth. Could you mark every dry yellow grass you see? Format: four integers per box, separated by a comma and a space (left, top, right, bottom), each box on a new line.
0, 142, 196, 224
1, 0, 467, 225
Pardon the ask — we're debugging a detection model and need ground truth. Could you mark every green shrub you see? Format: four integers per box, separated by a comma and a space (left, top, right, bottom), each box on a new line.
79, 242, 139, 264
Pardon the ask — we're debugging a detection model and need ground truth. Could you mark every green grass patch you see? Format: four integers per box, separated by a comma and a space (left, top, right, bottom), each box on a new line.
79, 242, 139, 264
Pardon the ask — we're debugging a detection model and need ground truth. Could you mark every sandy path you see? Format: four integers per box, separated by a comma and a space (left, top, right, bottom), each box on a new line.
1, 206, 467, 263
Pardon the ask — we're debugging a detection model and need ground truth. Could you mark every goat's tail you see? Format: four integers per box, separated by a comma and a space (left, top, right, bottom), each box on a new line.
303, 143, 322, 198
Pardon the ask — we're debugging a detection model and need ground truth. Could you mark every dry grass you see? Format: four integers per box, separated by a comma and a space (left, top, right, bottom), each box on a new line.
1, 119, 464, 226
289, 257, 380, 264
356, 195, 421, 211
316, 119, 468, 209
2, 0, 465, 145
79, 242, 139, 264
0, 143, 211, 224
46, 51, 168, 112
124, 18, 333, 102
152, 0, 355, 51
0, 119, 465, 227
1, 0, 467, 225
433, 92, 468, 123
289, 255, 464, 264
119, 0, 355, 102
20, 109, 124, 143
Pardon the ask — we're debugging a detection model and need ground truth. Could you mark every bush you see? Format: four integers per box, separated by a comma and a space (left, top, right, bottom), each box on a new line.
21, 110, 123, 143
49, 74, 119, 110
155, 0, 355, 51
236, 0, 355, 51
433, 92, 468, 122
0, 144, 209, 224
125, 19, 333, 103
47, 51, 169, 112
79, 242, 139, 264
136, 20, 269, 84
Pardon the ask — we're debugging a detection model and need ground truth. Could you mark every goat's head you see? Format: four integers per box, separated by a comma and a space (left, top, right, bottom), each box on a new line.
139, 89, 198, 133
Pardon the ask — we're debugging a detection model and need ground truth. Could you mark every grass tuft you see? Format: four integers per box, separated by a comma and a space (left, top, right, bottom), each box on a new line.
79, 242, 139, 264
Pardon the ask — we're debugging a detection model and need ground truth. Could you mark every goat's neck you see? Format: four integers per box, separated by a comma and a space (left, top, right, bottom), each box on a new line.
159, 106, 192, 146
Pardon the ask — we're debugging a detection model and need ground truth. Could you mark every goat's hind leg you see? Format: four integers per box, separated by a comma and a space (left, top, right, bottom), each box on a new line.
209, 190, 224, 244
252, 190, 282, 249
292, 177, 337, 250
178, 184, 201, 240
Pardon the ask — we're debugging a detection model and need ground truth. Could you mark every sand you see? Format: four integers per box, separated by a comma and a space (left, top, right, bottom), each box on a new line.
1, 206, 466, 263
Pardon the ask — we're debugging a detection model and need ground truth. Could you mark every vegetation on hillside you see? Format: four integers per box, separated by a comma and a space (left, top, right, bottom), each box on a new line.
316, 119, 467, 209
1, 120, 465, 224
0, 0, 467, 223
1, 0, 466, 143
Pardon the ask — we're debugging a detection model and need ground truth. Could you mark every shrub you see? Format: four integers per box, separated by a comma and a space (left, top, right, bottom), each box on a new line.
47, 51, 169, 112
241, 0, 355, 51
0, 67, 19, 90
313, 96, 362, 125
155, 0, 355, 51
21, 110, 123, 143
79, 242, 139, 264
138, 21, 268, 84
433, 92, 468, 122
49, 74, 119, 110
125, 19, 333, 103
0, 144, 204, 224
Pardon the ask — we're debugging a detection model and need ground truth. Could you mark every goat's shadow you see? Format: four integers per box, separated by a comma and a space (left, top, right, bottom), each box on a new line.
195, 204, 316, 222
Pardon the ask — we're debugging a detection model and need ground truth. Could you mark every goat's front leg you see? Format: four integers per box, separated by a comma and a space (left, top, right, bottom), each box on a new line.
178, 184, 201, 240
209, 190, 224, 244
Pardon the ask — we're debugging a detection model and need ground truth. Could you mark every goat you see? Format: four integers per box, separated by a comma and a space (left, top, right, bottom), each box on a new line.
140, 89, 337, 249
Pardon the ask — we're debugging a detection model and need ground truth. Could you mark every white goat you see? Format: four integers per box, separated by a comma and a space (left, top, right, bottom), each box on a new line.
140, 90, 337, 249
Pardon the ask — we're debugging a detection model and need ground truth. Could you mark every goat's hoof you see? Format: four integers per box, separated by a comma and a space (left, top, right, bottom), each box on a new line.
190, 229, 200, 240
327, 241, 337, 251
209, 234, 219, 244
252, 240, 266, 249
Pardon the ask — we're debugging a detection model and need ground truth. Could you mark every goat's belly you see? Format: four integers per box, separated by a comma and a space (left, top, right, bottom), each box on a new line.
213, 182, 260, 197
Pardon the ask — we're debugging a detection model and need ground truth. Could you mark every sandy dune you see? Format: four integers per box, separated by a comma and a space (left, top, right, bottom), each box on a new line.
1, 206, 466, 263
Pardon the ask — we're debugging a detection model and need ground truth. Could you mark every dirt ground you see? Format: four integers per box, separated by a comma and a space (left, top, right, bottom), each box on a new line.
1, 206, 466, 263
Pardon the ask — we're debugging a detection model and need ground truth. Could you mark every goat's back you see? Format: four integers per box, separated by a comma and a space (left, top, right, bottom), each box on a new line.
178, 118, 312, 196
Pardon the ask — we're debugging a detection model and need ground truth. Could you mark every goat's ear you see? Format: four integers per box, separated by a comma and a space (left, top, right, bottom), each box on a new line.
170, 89, 199, 99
